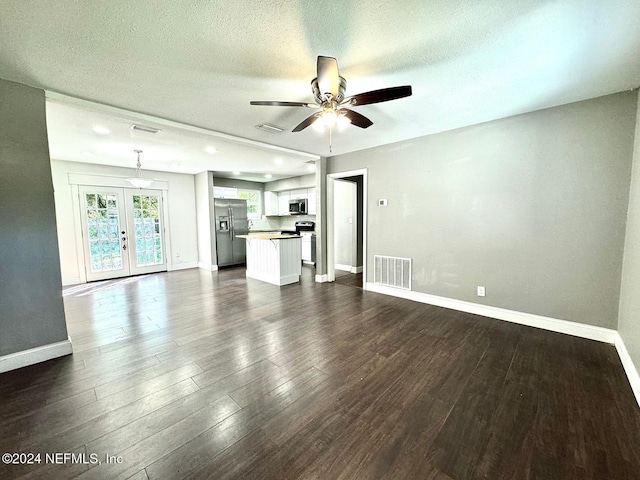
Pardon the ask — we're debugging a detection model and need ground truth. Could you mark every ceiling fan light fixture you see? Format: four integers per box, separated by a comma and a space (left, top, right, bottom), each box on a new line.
336, 113, 351, 130
126, 149, 154, 189
321, 110, 338, 127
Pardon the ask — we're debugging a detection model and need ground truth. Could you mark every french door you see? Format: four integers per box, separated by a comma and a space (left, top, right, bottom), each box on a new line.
79, 186, 167, 282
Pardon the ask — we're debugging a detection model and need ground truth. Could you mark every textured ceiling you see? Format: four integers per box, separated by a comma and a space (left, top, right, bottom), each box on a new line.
1, 0, 640, 175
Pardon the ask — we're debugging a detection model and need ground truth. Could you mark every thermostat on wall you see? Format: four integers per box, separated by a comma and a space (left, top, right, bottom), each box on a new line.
378, 199, 388, 207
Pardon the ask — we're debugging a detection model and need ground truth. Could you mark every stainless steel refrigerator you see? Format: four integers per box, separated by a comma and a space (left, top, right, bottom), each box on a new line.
214, 198, 249, 267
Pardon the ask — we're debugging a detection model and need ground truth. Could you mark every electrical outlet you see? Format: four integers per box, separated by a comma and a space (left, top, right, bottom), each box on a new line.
378, 199, 388, 207
477, 286, 486, 297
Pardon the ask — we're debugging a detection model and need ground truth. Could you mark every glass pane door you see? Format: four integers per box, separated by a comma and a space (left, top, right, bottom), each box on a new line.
79, 187, 167, 281
125, 189, 166, 275
79, 186, 130, 282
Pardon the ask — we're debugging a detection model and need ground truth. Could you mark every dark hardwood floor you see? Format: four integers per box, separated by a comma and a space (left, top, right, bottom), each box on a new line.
1, 266, 639, 479
334, 270, 363, 288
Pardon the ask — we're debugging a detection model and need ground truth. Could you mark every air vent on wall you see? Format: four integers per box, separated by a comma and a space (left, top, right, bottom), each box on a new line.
374, 255, 411, 290
255, 123, 284, 133
130, 124, 161, 134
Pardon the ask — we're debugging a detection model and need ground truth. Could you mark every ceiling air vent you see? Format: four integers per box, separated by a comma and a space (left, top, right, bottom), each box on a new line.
255, 123, 284, 134
130, 124, 161, 134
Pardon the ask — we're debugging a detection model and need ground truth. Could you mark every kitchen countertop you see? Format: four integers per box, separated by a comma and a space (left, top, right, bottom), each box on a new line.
237, 234, 301, 240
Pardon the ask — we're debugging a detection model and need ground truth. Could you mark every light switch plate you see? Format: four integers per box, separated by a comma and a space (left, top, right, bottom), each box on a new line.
378, 199, 388, 207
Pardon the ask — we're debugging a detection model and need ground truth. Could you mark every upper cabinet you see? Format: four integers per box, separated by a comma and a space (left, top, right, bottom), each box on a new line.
277, 191, 290, 216
289, 189, 307, 200
213, 186, 238, 198
264, 187, 317, 216
264, 191, 279, 216
307, 187, 316, 215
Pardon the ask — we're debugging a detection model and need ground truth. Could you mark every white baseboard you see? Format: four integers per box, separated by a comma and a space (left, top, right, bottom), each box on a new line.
62, 276, 82, 287
246, 270, 299, 286
170, 262, 199, 271
315, 274, 329, 283
614, 333, 640, 408
197, 262, 218, 271
0, 337, 73, 373
364, 283, 617, 344
335, 265, 363, 274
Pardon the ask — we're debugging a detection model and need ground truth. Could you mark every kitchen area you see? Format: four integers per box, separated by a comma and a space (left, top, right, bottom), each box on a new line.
197, 172, 317, 286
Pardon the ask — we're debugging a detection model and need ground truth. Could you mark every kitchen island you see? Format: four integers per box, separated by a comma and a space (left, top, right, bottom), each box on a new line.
236, 234, 302, 286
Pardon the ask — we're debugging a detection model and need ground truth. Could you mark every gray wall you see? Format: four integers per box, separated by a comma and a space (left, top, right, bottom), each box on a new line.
328, 91, 637, 328
0, 78, 69, 356
619, 93, 640, 372
213, 176, 265, 192
264, 174, 315, 192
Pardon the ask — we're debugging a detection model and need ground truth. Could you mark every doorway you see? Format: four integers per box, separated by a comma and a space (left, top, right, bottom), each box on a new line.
79, 186, 167, 281
327, 169, 367, 286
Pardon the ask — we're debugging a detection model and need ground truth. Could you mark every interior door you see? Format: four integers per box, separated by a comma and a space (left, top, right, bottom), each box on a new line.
79, 186, 130, 282
79, 186, 166, 281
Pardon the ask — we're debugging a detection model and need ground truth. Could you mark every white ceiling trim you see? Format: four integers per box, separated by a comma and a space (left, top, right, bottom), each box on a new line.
45, 91, 321, 161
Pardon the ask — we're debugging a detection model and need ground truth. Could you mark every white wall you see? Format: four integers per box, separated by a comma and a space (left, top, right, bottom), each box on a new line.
195, 171, 216, 270
51, 160, 198, 285
334, 179, 356, 269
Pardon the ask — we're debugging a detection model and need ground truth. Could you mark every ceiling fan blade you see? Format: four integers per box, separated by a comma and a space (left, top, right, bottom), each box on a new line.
341, 109, 373, 129
250, 101, 314, 107
345, 85, 412, 106
292, 112, 322, 132
317, 56, 340, 99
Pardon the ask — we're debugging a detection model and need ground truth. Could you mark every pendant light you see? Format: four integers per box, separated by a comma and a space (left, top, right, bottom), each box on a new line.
126, 149, 154, 188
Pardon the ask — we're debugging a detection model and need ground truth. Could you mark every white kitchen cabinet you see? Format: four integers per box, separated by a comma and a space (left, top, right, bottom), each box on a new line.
290, 189, 307, 200
301, 232, 312, 263
264, 191, 279, 216
278, 191, 290, 215
213, 187, 238, 198
307, 187, 316, 215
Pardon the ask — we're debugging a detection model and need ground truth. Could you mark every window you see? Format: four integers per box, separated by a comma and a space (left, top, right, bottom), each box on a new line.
237, 189, 261, 220
213, 186, 262, 220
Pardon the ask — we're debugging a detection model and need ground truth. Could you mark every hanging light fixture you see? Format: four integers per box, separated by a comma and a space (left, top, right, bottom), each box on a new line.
126, 149, 154, 188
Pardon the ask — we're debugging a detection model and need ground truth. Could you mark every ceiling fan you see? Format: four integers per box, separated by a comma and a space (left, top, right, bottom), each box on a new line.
250, 56, 412, 150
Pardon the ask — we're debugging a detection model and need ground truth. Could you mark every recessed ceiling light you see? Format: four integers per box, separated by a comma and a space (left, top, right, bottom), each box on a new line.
82, 150, 96, 158
265, 174, 273, 179
92, 126, 110, 135
233, 171, 241, 175
274, 158, 284, 165
204, 146, 217, 154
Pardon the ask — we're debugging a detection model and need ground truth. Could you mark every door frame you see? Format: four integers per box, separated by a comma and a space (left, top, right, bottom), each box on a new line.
68, 173, 170, 283
78, 185, 131, 282
326, 168, 367, 285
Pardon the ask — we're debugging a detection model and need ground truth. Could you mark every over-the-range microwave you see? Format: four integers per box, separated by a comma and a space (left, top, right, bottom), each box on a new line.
288, 198, 307, 215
